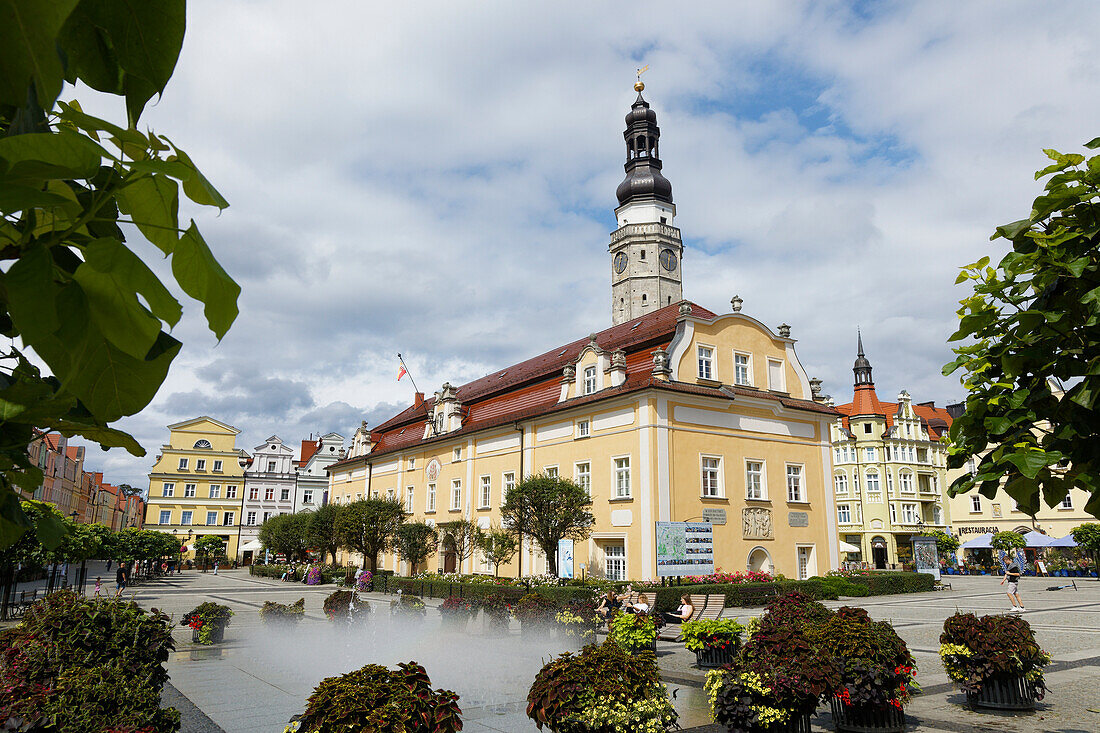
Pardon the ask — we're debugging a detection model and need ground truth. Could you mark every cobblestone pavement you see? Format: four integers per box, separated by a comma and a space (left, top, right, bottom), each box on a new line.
126, 570, 1100, 733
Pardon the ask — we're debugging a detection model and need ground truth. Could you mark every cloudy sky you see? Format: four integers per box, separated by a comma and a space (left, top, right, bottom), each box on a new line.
64, 1, 1100, 489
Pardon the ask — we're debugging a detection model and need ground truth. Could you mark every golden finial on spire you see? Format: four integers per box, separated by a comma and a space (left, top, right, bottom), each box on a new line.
634, 65, 649, 92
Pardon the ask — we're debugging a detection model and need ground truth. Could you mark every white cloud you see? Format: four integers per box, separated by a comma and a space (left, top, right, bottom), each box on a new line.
60, 1, 1100, 487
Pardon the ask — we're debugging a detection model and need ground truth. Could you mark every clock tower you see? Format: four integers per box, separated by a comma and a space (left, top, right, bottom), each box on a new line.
610, 81, 683, 325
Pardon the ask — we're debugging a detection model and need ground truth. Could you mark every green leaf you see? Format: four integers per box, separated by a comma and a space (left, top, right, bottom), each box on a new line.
0, 0, 79, 107
54, 419, 144, 456
92, 0, 186, 125
172, 222, 239, 340
1084, 137, 1100, 150
0, 129, 105, 182
0, 182, 77, 213
56, 3, 123, 94
992, 219, 1031, 241
33, 502, 68, 549
169, 146, 229, 209
116, 173, 179, 254
5, 245, 61, 345
73, 236, 181, 359
0, 489, 34, 550
1004, 452, 1049, 480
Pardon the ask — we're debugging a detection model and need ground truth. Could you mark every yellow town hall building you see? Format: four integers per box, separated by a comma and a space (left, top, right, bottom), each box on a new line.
326, 86, 841, 581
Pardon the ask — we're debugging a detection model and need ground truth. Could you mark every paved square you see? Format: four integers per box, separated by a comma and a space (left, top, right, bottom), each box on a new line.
125, 571, 1100, 732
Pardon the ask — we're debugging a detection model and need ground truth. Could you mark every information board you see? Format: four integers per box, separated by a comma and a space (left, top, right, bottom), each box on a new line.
655, 521, 715, 577
557, 539, 574, 579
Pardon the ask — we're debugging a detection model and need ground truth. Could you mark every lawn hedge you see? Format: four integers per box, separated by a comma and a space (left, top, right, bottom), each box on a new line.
249, 564, 343, 584
385, 577, 596, 604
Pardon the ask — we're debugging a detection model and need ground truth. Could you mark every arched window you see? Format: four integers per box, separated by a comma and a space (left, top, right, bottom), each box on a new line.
746, 546, 773, 574
932, 505, 944, 525
899, 470, 914, 493
193, 439, 211, 449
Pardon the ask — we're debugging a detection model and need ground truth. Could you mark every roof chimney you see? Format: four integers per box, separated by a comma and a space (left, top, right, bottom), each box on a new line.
414, 392, 424, 407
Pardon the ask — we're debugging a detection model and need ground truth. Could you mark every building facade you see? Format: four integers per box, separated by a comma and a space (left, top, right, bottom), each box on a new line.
143, 417, 246, 561
239, 436, 297, 562
294, 432, 345, 512
326, 86, 840, 582
830, 336, 953, 569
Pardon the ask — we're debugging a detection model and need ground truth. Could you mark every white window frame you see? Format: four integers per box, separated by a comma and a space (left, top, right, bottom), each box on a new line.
212, 459, 223, 472
386, 488, 395, 502
303, 489, 314, 505
766, 357, 785, 391
450, 479, 462, 511
613, 456, 631, 498
264, 487, 275, 501
583, 365, 597, 395
733, 351, 753, 386
837, 504, 851, 524
544, 465, 559, 479
574, 461, 591, 495
576, 420, 590, 438
263, 511, 272, 523
162, 483, 174, 497
970, 494, 982, 513
222, 511, 235, 526
890, 503, 897, 523
479, 475, 491, 509
180, 510, 192, 526
1060, 493, 1073, 509
405, 486, 413, 512
899, 471, 914, 494
886, 471, 894, 494
246, 511, 257, 525
226, 485, 237, 499
453, 446, 462, 462
834, 473, 848, 495
604, 544, 626, 581
408, 457, 416, 470
209, 484, 220, 498
865, 471, 879, 494
901, 503, 919, 524
864, 446, 876, 462
701, 455, 722, 497
428, 482, 437, 512
745, 459, 766, 500
502, 472, 515, 506
206, 511, 218, 526
177, 457, 188, 470
697, 344, 715, 380
184, 483, 196, 498
159, 510, 171, 525
786, 464, 805, 503
196, 459, 207, 471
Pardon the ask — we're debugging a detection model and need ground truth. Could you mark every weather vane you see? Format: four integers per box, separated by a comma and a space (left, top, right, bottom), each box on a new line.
635, 65, 649, 92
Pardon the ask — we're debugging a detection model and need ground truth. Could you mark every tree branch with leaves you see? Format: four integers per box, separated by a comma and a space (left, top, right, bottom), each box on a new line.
500, 473, 594, 576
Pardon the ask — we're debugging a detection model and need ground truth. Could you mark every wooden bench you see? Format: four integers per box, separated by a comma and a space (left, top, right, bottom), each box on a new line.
657, 593, 714, 640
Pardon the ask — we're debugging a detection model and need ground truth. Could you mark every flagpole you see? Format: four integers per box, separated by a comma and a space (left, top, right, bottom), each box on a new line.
396, 353, 420, 393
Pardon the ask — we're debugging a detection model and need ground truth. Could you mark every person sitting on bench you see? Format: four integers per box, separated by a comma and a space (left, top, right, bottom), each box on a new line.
663, 594, 694, 625
595, 591, 621, 620
627, 593, 650, 614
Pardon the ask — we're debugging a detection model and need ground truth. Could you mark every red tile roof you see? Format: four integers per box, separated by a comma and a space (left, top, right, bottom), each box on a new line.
835, 386, 953, 440
299, 439, 320, 464
328, 302, 835, 469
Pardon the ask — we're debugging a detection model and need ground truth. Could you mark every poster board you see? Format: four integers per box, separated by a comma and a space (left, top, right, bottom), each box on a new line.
911, 536, 940, 581
655, 521, 714, 577
557, 538, 574, 579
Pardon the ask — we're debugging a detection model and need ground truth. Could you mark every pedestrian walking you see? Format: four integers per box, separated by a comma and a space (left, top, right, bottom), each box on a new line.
106, 559, 112, 572
93, 577, 102, 597
114, 564, 127, 598
1001, 558, 1024, 612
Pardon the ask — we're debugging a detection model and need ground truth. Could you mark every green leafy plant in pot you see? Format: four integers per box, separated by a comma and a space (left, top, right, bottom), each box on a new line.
390, 593, 427, 619
287, 661, 461, 733
608, 611, 658, 656
479, 594, 512, 634
181, 602, 234, 645
939, 612, 1049, 711
556, 598, 600, 644
683, 618, 745, 669
260, 598, 306, 627
527, 642, 676, 732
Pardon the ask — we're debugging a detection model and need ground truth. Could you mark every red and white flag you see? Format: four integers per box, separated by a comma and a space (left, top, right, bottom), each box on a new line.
397, 364, 408, 381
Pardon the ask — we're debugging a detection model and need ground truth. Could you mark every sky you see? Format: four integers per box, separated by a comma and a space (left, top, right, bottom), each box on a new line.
60, 1, 1100, 489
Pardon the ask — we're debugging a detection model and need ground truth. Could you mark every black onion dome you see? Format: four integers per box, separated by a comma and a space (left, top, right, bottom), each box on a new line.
626, 93, 657, 125
616, 166, 673, 205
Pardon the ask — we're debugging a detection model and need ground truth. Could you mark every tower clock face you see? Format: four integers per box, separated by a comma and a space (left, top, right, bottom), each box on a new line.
659, 249, 678, 272
613, 252, 628, 274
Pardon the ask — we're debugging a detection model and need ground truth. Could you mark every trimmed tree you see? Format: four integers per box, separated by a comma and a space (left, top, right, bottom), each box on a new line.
438, 520, 479, 573
921, 529, 961, 557
477, 525, 517, 577
991, 531, 1026, 553
394, 521, 438, 575
258, 512, 311, 562
1070, 523, 1100, 576
335, 498, 406, 571
944, 140, 1100, 519
501, 473, 595, 576
306, 503, 344, 565
193, 535, 227, 570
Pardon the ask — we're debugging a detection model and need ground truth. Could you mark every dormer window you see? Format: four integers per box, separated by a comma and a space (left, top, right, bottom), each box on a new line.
435, 414, 444, 434
697, 346, 714, 380
583, 366, 597, 395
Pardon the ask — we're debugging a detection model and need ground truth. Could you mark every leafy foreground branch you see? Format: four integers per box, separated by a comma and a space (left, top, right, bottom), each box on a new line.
946, 138, 1100, 519
0, 0, 239, 548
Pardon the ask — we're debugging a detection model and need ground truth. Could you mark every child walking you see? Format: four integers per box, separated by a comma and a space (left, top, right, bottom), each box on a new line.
93, 577, 102, 597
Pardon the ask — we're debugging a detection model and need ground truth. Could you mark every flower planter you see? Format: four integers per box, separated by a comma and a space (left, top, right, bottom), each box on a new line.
749, 710, 812, 733
966, 675, 1037, 711
482, 616, 510, 636
625, 638, 657, 656
192, 621, 226, 644
829, 697, 906, 733
694, 645, 735, 669
440, 614, 469, 632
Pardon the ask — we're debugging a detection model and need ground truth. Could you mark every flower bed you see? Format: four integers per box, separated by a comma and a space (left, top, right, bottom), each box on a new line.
181, 601, 234, 644
439, 596, 476, 630
527, 642, 676, 732
939, 612, 1049, 709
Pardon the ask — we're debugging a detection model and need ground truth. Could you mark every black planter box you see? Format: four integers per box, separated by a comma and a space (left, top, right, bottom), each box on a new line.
627, 638, 657, 656
746, 710, 811, 733
966, 675, 1037, 711
191, 622, 226, 644
829, 697, 906, 732
694, 646, 735, 669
